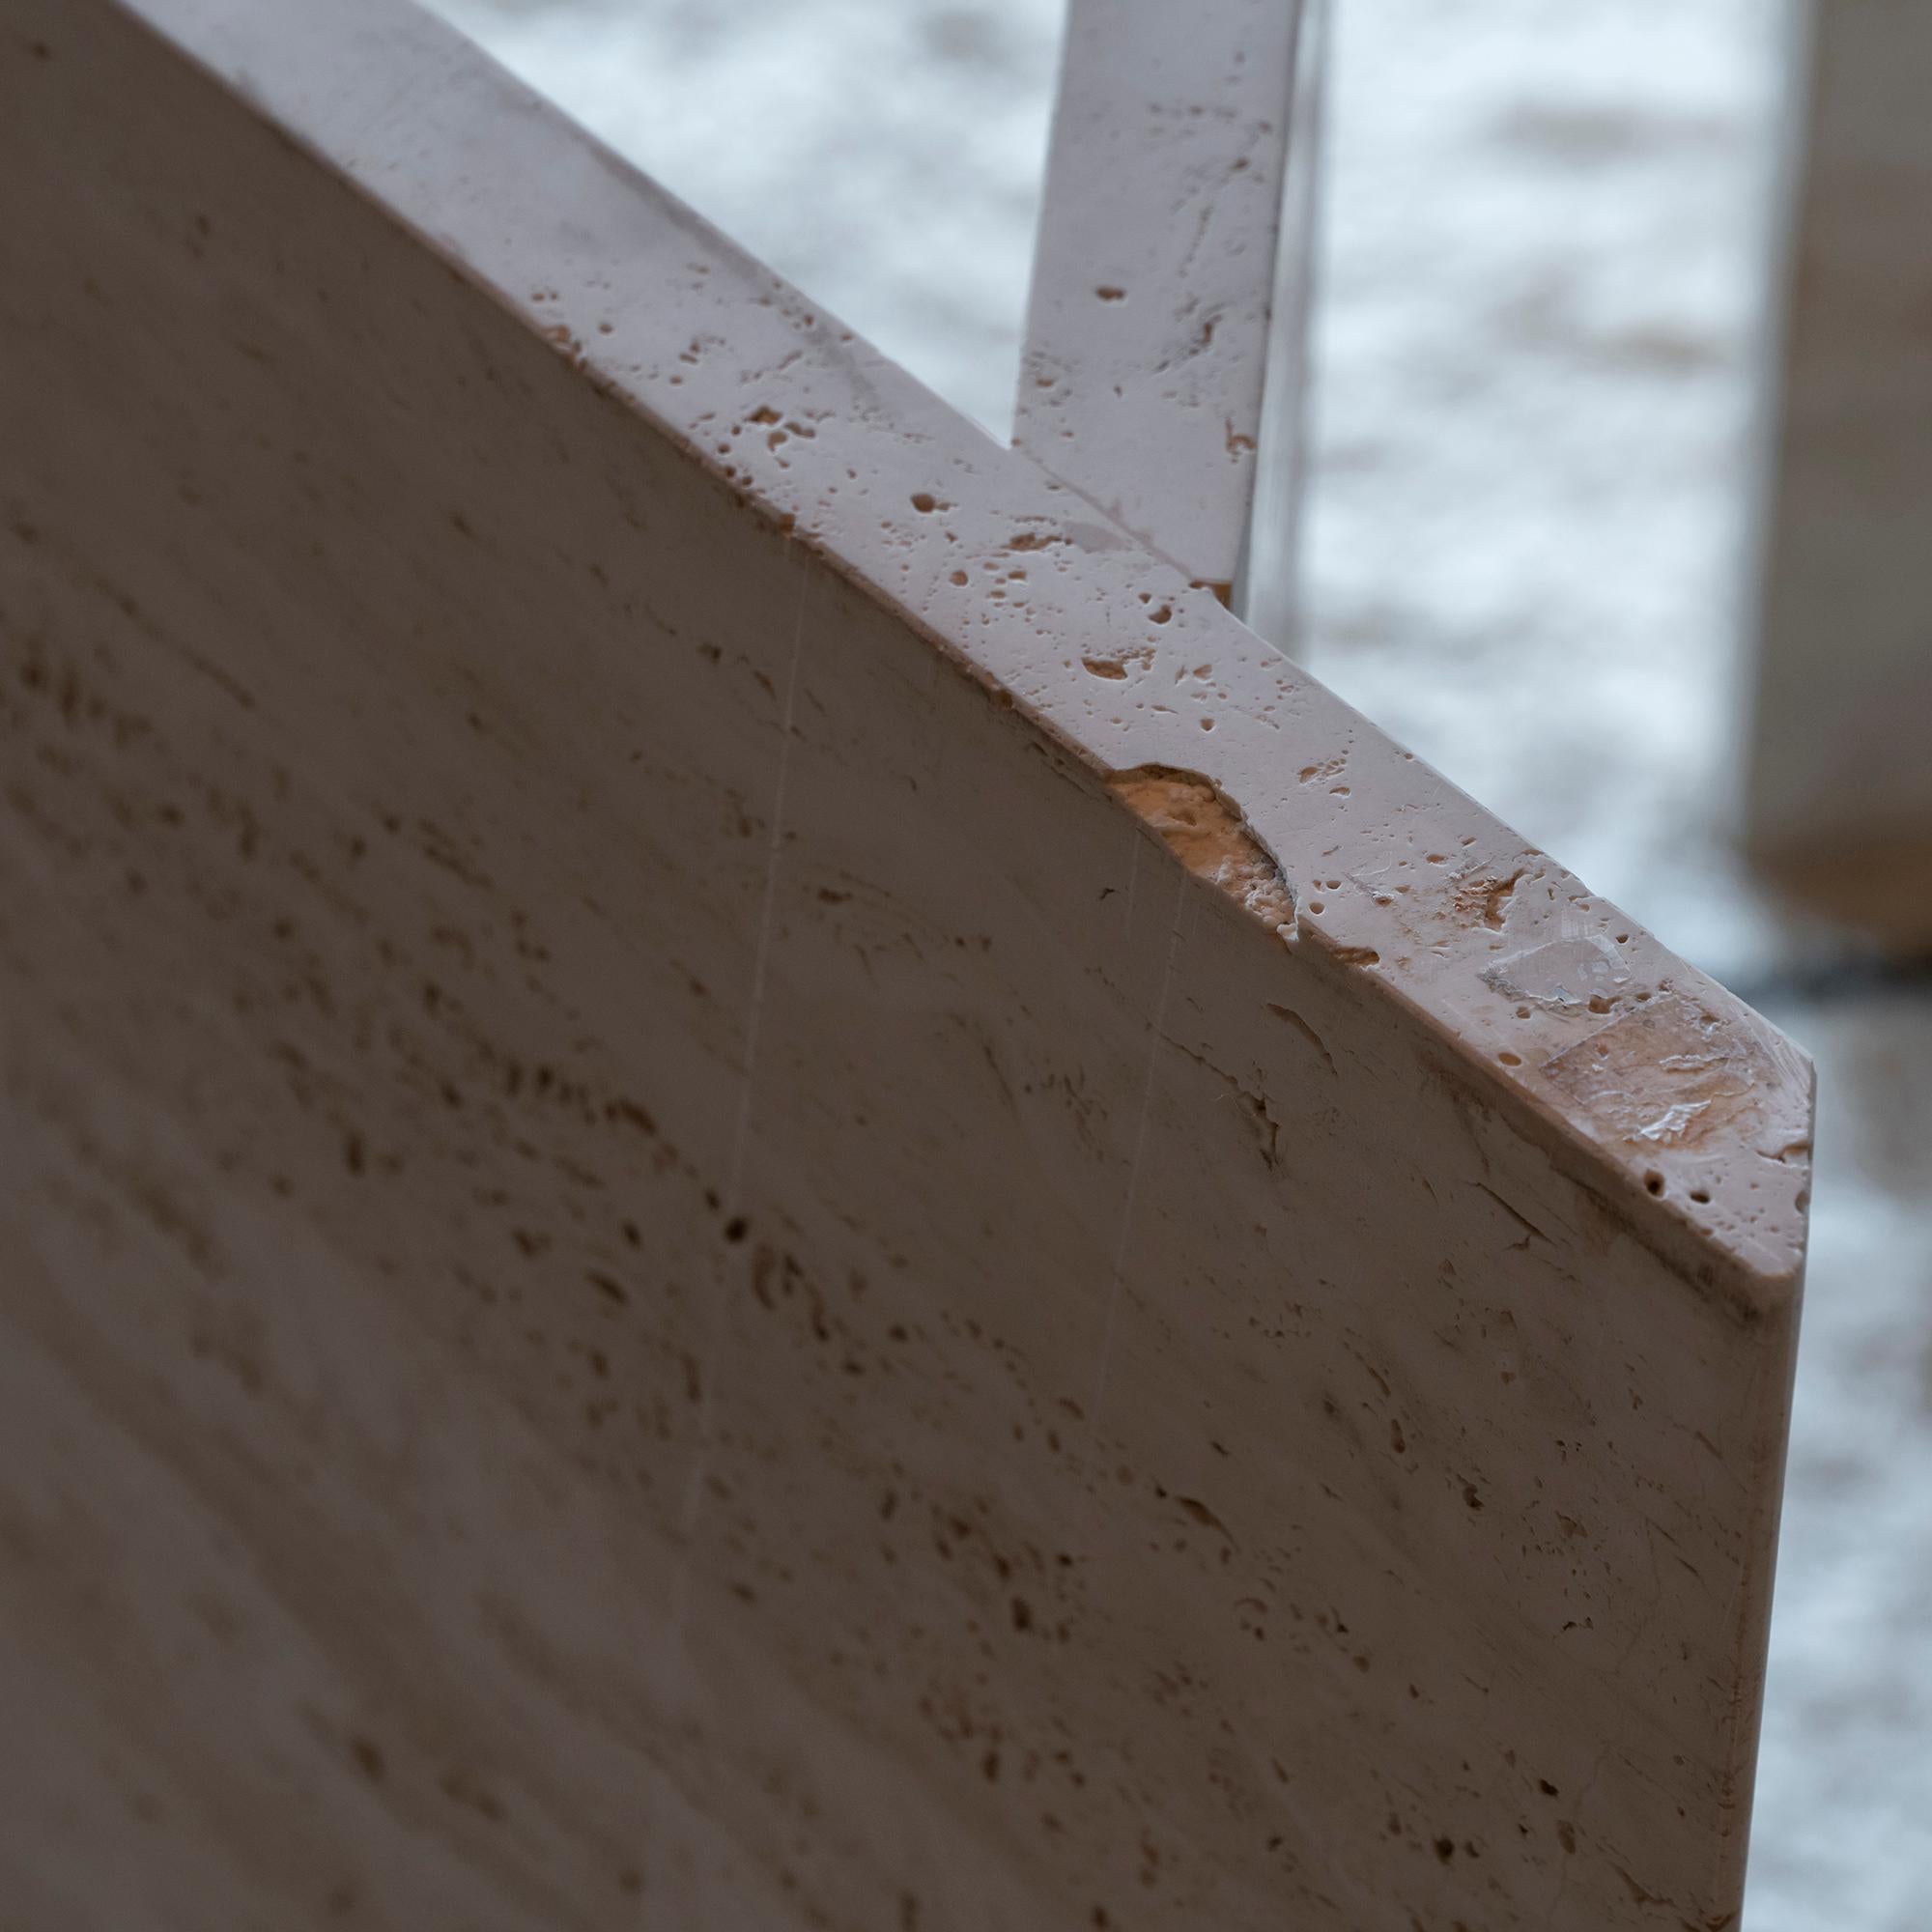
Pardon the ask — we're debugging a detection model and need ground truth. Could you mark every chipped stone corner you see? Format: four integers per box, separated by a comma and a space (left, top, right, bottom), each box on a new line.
1108, 764, 1296, 935
1537, 987, 1816, 1309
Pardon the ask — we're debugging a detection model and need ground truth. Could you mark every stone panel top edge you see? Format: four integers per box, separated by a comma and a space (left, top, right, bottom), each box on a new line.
111, 0, 1815, 1302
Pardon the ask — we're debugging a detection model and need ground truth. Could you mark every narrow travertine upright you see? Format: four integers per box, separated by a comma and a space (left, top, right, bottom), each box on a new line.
1240, 0, 1327, 652
1017, 0, 1315, 609
1747, 0, 1932, 941
2, 1, 1808, 1927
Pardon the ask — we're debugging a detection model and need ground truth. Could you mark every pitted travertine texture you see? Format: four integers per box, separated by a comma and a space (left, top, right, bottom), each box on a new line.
134, 0, 1809, 1293
1017, 0, 1305, 597
0, 2, 1807, 1927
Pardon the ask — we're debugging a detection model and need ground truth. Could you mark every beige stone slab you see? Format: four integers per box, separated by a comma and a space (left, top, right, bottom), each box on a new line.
2, 0, 1808, 1926
1746, 0, 1932, 939
1241, 0, 1328, 654
1016, 0, 1311, 604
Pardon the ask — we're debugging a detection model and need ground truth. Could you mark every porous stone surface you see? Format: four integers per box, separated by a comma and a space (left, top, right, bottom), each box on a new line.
1, 1, 1808, 1925
1017, 0, 1307, 600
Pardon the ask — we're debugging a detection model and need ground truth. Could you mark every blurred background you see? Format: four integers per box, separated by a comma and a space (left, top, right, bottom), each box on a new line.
420, 0, 1930, 1919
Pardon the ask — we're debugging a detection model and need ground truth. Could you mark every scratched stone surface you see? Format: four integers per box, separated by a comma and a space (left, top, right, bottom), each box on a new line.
189, 0, 1932, 1919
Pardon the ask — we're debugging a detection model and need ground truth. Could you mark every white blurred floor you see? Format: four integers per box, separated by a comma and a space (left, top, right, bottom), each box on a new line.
421, 0, 1932, 1918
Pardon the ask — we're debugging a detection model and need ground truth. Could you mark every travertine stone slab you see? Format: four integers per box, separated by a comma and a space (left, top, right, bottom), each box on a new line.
2, 1, 1808, 1926
1747, 0, 1932, 940
1240, 0, 1328, 653
1017, 0, 1310, 604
